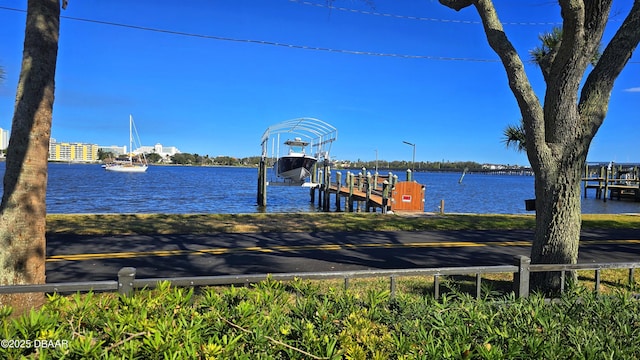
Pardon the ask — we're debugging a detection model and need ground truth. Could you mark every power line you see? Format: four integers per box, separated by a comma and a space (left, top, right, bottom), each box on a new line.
290, 0, 625, 26
0, 6, 501, 62
66, 14, 500, 62
0, 5, 636, 64
289, 0, 564, 26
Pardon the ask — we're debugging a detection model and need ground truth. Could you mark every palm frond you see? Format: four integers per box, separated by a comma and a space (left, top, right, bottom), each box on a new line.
502, 122, 526, 152
529, 27, 563, 66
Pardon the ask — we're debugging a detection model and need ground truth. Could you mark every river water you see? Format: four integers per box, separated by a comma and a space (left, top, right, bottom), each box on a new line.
0, 162, 637, 214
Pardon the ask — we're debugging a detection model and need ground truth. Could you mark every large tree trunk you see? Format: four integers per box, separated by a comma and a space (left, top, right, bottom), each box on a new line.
530, 153, 586, 292
440, 0, 640, 294
0, 0, 60, 314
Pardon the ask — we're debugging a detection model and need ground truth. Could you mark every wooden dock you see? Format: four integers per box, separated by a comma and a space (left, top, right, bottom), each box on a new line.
311, 164, 426, 213
582, 163, 640, 202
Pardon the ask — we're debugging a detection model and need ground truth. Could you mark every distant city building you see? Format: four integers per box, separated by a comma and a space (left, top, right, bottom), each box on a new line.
99, 145, 127, 156
49, 138, 99, 162
0, 127, 10, 151
481, 163, 525, 170
134, 143, 181, 158
482, 164, 509, 170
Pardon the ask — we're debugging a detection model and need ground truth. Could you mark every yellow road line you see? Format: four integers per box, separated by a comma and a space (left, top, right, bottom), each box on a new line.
583, 239, 640, 245
45, 239, 639, 263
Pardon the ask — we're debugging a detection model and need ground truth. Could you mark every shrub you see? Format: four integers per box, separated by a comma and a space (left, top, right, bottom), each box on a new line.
1, 281, 640, 359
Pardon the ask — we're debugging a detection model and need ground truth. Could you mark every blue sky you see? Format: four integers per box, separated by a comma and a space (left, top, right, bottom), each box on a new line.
0, 0, 638, 165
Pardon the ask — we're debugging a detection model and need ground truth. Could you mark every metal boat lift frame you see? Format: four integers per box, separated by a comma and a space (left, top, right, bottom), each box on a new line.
261, 117, 337, 161
260, 118, 338, 185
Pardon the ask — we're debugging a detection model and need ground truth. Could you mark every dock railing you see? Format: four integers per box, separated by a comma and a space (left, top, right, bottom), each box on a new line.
583, 162, 640, 201
317, 167, 427, 213
1, 256, 639, 299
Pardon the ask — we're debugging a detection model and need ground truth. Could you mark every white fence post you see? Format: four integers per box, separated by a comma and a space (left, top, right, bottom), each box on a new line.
118, 267, 137, 297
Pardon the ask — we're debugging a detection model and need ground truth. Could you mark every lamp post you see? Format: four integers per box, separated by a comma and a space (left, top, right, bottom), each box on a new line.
374, 149, 378, 172
402, 141, 416, 172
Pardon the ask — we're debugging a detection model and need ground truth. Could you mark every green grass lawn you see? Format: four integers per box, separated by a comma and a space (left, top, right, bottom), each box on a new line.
45, 212, 640, 235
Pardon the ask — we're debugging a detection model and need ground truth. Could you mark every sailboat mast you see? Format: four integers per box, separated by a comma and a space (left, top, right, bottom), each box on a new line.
129, 114, 133, 162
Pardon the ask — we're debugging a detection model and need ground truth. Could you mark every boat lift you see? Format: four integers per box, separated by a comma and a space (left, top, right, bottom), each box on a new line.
260, 117, 337, 185
258, 118, 338, 206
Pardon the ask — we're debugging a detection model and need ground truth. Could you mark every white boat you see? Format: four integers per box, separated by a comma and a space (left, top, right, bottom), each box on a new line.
274, 137, 317, 182
104, 115, 148, 173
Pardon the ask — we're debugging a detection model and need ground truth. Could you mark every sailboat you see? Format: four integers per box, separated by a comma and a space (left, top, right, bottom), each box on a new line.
104, 115, 148, 173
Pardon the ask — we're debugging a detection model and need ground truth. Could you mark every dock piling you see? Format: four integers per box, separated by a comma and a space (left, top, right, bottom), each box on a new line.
357, 169, 365, 212
257, 157, 267, 207
310, 162, 317, 203
366, 172, 372, 212
347, 171, 355, 212
604, 165, 610, 203
382, 180, 390, 214
335, 172, 342, 212
323, 160, 331, 211
318, 169, 324, 208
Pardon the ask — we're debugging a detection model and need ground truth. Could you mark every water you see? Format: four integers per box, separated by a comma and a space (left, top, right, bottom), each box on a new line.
0, 162, 637, 214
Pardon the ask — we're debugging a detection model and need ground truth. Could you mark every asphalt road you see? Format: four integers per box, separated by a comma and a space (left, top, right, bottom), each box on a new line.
46, 229, 640, 283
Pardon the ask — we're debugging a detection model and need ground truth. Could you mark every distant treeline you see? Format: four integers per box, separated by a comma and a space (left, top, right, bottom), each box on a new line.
164, 154, 262, 166
165, 155, 490, 170
99, 150, 524, 170
98, 150, 262, 166
341, 160, 486, 172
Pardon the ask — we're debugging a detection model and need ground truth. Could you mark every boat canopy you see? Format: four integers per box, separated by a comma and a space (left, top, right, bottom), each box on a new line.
261, 118, 338, 162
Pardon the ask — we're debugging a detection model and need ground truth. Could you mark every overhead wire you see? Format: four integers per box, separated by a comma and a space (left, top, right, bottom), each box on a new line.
0, 5, 636, 64
288, 0, 565, 26
289, 0, 625, 26
0, 5, 501, 62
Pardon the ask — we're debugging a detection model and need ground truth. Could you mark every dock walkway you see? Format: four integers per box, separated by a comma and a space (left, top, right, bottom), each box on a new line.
582, 163, 640, 202
312, 167, 425, 213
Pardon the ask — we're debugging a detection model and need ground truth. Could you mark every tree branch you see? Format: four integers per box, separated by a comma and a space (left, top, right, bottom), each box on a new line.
583, 1, 613, 55
579, 0, 640, 140
439, 0, 473, 11
550, 1, 612, 91
441, 0, 546, 167
542, 1, 607, 147
543, 2, 580, 142
548, 2, 611, 97
553, 0, 585, 75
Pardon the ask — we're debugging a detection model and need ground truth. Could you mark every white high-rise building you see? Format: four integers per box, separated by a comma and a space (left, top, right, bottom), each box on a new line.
0, 127, 10, 151
99, 145, 127, 156
134, 143, 181, 157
